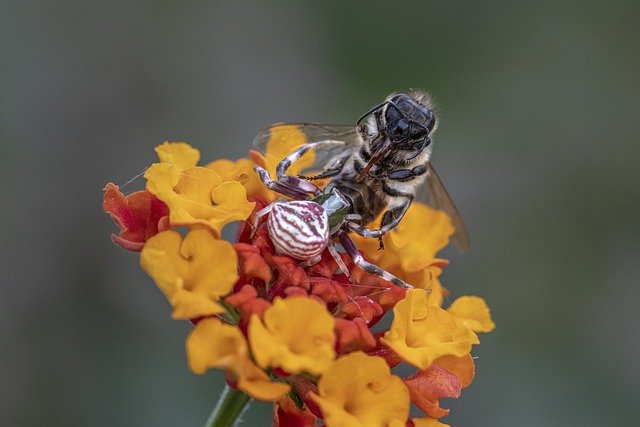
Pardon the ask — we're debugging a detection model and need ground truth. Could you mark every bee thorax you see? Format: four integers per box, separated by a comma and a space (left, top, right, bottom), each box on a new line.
267, 201, 330, 260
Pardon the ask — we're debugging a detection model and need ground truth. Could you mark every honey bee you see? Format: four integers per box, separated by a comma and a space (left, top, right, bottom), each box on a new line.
253, 90, 469, 253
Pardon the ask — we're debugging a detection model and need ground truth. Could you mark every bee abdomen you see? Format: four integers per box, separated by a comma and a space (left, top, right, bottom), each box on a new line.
267, 201, 329, 260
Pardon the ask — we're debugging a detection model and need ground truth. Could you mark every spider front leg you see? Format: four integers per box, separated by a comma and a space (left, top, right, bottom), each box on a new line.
250, 203, 275, 239
254, 165, 313, 200
338, 231, 412, 289
276, 140, 346, 190
249, 199, 289, 239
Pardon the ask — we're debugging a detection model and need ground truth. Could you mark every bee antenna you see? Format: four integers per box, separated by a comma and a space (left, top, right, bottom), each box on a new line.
356, 101, 388, 125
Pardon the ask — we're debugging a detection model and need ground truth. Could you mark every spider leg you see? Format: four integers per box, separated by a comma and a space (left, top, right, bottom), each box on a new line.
275, 141, 348, 196
326, 239, 351, 280
346, 197, 412, 239
250, 203, 275, 239
298, 254, 322, 268
254, 165, 312, 200
338, 231, 412, 289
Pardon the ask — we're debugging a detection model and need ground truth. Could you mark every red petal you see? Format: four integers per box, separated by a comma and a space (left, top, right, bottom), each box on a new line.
334, 318, 376, 353
249, 149, 267, 168
254, 227, 276, 264
284, 287, 310, 298
310, 277, 351, 304
271, 256, 310, 289
305, 250, 338, 278
266, 280, 291, 300
290, 376, 323, 419
341, 296, 383, 323
274, 398, 316, 427
374, 283, 407, 311
367, 339, 404, 368
103, 183, 169, 251
404, 364, 462, 419
224, 285, 271, 320
234, 243, 273, 282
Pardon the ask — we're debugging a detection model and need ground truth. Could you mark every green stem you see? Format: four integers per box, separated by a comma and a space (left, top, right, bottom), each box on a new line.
203, 384, 252, 427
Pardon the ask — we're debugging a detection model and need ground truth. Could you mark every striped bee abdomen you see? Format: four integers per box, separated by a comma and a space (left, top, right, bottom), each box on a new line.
267, 201, 330, 260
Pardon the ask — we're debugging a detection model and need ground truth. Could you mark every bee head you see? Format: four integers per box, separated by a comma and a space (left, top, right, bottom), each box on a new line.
356, 91, 436, 180
385, 92, 436, 146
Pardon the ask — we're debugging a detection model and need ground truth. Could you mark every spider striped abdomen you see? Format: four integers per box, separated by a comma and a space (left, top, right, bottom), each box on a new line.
267, 200, 329, 260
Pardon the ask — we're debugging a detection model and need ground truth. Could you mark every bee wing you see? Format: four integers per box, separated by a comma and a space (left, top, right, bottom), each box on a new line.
420, 161, 470, 252
253, 123, 360, 173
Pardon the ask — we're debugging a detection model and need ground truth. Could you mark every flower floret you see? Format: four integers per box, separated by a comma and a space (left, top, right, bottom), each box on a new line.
248, 297, 335, 375
140, 229, 238, 319
311, 351, 410, 427
381, 289, 479, 370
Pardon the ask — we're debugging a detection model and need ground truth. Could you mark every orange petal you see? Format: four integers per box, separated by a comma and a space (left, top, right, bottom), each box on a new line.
434, 354, 475, 389
234, 243, 273, 282
404, 364, 461, 419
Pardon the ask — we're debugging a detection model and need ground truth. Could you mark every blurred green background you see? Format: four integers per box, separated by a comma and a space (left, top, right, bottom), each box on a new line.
2, 1, 639, 426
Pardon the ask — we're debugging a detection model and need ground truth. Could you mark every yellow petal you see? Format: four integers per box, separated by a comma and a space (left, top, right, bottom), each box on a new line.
186, 318, 290, 401
447, 296, 496, 333
358, 203, 454, 273
264, 124, 315, 178
235, 356, 291, 401
140, 229, 238, 319
381, 289, 479, 370
155, 141, 200, 170
187, 317, 247, 375
145, 164, 255, 235
248, 297, 335, 375
412, 417, 450, 427
311, 352, 410, 427
206, 158, 265, 199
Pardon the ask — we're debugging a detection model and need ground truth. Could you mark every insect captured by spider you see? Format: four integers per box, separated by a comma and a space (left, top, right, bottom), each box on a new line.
253, 90, 469, 252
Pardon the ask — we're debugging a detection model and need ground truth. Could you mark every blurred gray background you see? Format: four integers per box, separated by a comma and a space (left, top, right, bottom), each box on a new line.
2, 1, 639, 426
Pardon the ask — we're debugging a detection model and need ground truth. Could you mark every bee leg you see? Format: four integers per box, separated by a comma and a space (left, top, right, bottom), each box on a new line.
338, 231, 412, 289
386, 165, 428, 182
299, 155, 349, 181
298, 168, 340, 181
377, 236, 384, 251
254, 165, 312, 200
346, 199, 412, 239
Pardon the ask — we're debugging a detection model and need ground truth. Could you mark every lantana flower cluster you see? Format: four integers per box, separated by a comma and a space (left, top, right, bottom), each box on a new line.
103, 132, 494, 427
